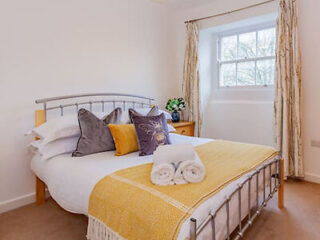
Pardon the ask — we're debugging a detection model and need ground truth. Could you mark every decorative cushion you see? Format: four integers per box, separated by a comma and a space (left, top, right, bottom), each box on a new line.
72, 108, 122, 157
131, 113, 171, 156
128, 105, 160, 123
108, 124, 139, 156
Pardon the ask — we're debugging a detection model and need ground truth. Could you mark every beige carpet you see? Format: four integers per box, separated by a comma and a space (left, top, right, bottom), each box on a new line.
0, 180, 319, 240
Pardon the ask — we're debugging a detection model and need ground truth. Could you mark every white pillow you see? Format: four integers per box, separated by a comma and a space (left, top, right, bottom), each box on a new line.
167, 124, 176, 133
134, 108, 172, 120
26, 112, 107, 144
121, 107, 172, 124
27, 115, 80, 144
29, 137, 79, 160
120, 112, 131, 124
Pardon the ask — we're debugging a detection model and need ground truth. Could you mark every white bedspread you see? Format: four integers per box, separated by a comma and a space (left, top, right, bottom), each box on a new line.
31, 133, 276, 240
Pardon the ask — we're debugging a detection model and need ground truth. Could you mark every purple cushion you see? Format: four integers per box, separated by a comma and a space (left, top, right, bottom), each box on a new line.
131, 113, 171, 156
72, 108, 122, 157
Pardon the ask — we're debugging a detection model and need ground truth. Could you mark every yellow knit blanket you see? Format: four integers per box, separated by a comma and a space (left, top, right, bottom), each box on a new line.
88, 140, 277, 240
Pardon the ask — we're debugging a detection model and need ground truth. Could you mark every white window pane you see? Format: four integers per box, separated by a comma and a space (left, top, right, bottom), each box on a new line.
237, 61, 255, 86
220, 63, 236, 86
256, 59, 275, 85
257, 28, 276, 57
221, 36, 237, 61
238, 32, 256, 59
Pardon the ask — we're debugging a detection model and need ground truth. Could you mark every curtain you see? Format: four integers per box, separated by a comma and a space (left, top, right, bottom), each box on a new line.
183, 22, 202, 137
274, 0, 303, 177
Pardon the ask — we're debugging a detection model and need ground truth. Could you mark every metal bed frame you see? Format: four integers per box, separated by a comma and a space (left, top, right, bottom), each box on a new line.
34, 93, 284, 240
35, 93, 155, 120
190, 155, 283, 240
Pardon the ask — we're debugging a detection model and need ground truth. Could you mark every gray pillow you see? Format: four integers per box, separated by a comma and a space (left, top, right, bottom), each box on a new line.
128, 105, 160, 123
72, 108, 122, 157
132, 113, 171, 156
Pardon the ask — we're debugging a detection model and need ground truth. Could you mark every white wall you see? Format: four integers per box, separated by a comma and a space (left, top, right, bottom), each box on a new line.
0, 0, 178, 213
174, 0, 320, 183
298, 0, 320, 183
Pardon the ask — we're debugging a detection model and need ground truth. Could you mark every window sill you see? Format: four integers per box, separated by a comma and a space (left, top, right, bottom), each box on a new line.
217, 85, 274, 91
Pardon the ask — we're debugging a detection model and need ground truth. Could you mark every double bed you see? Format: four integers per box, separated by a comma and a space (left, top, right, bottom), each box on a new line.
31, 93, 284, 240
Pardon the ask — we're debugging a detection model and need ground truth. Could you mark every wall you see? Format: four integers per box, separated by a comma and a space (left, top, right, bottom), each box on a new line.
0, 0, 178, 213
174, 0, 320, 183
298, 0, 320, 183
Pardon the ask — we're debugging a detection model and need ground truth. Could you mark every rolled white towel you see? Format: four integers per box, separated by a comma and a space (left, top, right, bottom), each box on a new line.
151, 163, 175, 186
173, 161, 188, 185
174, 154, 206, 184
153, 143, 195, 166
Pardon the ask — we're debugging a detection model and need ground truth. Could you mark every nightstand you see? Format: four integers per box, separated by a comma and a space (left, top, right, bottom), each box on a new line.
168, 121, 195, 137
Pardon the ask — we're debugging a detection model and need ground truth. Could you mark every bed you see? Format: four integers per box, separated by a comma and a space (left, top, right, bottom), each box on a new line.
32, 93, 284, 240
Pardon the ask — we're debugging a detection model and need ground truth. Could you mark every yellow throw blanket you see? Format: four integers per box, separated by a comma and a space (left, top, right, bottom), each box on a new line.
88, 140, 277, 240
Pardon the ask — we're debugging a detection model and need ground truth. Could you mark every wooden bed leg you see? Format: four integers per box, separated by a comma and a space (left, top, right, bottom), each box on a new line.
278, 159, 284, 209
36, 176, 46, 205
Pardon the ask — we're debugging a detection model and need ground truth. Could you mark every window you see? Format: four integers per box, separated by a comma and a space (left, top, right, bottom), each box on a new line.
218, 26, 276, 87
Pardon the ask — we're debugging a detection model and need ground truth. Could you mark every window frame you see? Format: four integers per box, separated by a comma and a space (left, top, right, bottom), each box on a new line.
217, 22, 276, 90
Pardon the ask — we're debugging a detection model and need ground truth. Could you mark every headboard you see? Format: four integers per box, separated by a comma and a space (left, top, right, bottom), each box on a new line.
35, 93, 156, 121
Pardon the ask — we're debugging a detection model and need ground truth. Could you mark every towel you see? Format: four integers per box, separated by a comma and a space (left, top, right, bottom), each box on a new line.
152, 143, 205, 185
174, 153, 206, 184
152, 143, 196, 185
150, 163, 175, 186
153, 143, 196, 166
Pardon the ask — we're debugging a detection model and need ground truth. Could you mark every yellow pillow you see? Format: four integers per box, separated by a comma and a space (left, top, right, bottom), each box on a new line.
109, 124, 139, 156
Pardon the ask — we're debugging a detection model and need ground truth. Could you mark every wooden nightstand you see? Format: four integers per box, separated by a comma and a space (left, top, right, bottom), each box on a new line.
168, 121, 195, 137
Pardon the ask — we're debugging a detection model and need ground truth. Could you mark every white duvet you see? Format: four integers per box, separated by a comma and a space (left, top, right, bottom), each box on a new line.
31, 133, 276, 240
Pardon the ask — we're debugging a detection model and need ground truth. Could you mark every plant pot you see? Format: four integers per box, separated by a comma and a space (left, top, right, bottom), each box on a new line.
171, 110, 180, 123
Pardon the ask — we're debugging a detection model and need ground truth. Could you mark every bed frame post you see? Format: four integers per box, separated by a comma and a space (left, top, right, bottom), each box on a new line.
190, 218, 197, 240
278, 159, 284, 209
35, 110, 46, 205
36, 177, 46, 205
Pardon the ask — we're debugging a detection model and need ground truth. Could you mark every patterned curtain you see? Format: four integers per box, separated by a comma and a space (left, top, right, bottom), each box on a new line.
183, 22, 202, 137
274, 0, 303, 177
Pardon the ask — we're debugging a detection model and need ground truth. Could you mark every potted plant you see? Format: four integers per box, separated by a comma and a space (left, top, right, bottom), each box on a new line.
165, 98, 185, 123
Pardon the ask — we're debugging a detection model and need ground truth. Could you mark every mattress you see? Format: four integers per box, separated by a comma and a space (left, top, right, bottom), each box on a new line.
31, 133, 276, 240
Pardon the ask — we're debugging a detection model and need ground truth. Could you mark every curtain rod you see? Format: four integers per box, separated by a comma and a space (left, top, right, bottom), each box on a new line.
184, 0, 277, 24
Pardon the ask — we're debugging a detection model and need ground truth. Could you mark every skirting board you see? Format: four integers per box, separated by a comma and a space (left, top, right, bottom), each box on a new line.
304, 172, 320, 184
0, 190, 50, 214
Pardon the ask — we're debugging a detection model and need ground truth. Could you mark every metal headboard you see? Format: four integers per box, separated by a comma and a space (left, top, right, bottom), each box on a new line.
35, 93, 156, 120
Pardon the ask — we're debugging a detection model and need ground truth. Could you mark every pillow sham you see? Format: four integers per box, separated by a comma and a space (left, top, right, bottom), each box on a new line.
30, 136, 79, 161
132, 113, 171, 156
167, 124, 176, 133
72, 108, 122, 157
121, 106, 171, 124
128, 105, 160, 123
133, 107, 172, 119
27, 115, 80, 144
26, 112, 112, 144
108, 124, 139, 156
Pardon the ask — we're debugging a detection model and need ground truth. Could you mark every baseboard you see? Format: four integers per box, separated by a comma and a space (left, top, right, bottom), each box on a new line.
304, 172, 320, 184
0, 190, 50, 214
